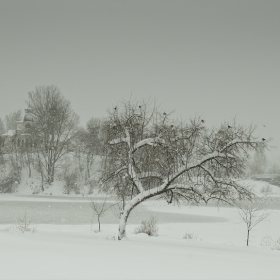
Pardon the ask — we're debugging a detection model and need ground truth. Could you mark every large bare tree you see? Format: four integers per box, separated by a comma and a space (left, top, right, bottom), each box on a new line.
101, 100, 268, 240
27, 86, 79, 184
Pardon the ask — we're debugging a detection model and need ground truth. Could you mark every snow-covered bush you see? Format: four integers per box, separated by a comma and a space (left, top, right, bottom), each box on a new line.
14, 210, 36, 233
134, 216, 158, 236
182, 231, 197, 240
261, 235, 275, 247
2, 210, 36, 234
261, 236, 280, 250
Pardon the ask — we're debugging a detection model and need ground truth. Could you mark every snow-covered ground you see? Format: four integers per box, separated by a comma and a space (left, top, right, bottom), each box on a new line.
1, 186, 280, 280
1, 222, 279, 280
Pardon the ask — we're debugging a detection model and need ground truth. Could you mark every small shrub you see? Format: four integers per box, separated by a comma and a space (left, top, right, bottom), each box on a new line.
261, 235, 274, 247
2, 210, 36, 234
134, 216, 158, 236
15, 211, 36, 233
261, 236, 280, 250
183, 231, 197, 240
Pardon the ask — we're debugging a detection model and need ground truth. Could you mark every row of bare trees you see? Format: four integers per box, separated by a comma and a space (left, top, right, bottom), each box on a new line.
0, 86, 106, 193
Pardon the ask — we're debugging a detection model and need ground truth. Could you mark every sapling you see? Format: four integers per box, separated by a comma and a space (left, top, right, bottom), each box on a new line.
235, 193, 271, 246
90, 196, 119, 232
90, 197, 108, 232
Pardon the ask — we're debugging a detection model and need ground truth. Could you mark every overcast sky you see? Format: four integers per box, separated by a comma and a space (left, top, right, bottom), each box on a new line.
0, 0, 279, 159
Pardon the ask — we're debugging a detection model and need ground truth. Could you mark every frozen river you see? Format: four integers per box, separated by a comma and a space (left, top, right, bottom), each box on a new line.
0, 195, 229, 224
0, 194, 279, 225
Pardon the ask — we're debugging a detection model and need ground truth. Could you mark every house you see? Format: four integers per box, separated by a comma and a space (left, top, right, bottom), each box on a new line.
0, 108, 34, 151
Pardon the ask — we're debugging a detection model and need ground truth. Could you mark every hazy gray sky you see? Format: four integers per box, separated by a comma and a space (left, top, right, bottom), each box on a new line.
1, 0, 279, 158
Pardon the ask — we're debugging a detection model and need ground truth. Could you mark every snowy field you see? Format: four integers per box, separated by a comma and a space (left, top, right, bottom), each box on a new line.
0, 181, 280, 280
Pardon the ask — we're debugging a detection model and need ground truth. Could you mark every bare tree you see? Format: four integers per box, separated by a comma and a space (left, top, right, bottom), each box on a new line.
101, 100, 268, 240
235, 193, 271, 246
27, 86, 79, 184
90, 197, 110, 232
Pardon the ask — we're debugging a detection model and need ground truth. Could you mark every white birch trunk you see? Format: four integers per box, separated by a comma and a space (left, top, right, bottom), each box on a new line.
117, 195, 145, 240
117, 202, 136, 240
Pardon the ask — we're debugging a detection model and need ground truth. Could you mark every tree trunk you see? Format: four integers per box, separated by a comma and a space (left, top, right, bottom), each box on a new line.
247, 229, 250, 246
28, 164, 32, 178
118, 209, 130, 240
47, 162, 55, 184
118, 197, 141, 240
37, 154, 44, 189
51, 163, 55, 183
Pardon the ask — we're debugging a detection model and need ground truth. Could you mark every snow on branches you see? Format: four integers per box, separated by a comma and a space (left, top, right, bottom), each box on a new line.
101, 100, 269, 239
